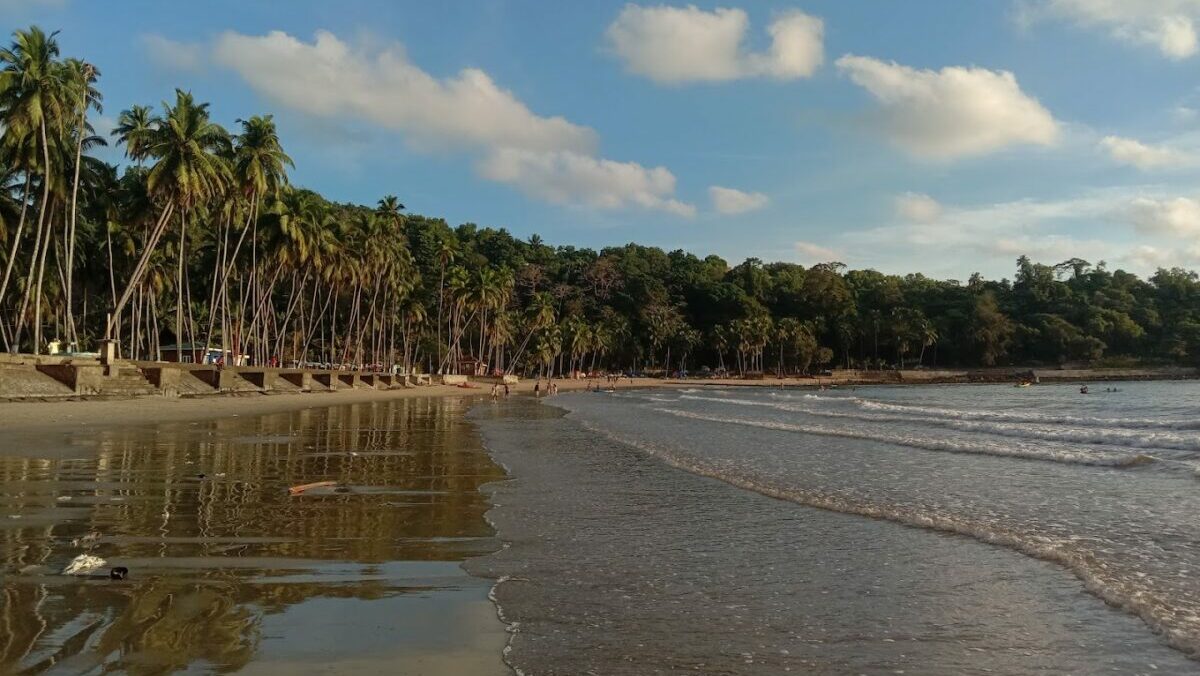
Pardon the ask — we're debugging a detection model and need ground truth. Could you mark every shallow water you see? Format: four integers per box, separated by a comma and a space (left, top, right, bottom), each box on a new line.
0, 397, 508, 674
470, 385, 1200, 674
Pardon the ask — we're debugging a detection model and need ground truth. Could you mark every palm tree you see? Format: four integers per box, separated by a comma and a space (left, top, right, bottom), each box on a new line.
0, 26, 71, 352
376, 194, 404, 225
111, 104, 153, 163
434, 236, 458, 366
63, 58, 101, 348
108, 90, 230, 348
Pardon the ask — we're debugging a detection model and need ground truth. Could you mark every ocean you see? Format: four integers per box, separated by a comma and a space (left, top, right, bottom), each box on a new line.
469, 381, 1200, 674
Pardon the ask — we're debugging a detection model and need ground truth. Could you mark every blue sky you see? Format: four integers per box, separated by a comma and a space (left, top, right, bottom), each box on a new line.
5, 0, 1200, 280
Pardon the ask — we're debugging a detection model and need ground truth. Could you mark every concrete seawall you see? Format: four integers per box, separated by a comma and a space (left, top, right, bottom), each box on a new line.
0, 355, 429, 401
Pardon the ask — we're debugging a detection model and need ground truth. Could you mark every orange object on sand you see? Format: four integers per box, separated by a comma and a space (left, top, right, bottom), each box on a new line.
289, 480, 337, 495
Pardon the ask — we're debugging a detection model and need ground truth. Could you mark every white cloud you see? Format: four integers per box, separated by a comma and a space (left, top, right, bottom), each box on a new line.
840, 189, 1163, 278
836, 55, 1060, 160
709, 186, 769, 214
1100, 135, 1192, 170
794, 240, 839, 263
1023, 0, 1200, 59
141, 34, 206, 73
606, 5, 823, 84
1173, 105, 1198, 123
1123, 243, 1200, 268
894, 192, 943, 222
478, 148, 695, 217
986, 234, 1112, 262
214, 30, 594, 155
1125, 196, 1200, 236
214, 30, 692, 215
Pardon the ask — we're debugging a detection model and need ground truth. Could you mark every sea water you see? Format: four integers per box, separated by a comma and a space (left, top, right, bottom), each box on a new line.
470, 382, 1200, 674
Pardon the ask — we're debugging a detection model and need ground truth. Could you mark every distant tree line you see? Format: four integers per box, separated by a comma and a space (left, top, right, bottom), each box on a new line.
3, 26, 1200, 376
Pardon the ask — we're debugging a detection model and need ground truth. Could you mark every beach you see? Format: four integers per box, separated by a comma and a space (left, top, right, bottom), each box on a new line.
0, 393, 513, 674
4, 379, 1200, 673
0, 377, 664, 457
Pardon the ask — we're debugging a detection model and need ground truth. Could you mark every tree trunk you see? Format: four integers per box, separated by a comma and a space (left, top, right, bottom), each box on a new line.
0, 174, 32, 352
107, 202, 176, 340
15, 121, 55, 353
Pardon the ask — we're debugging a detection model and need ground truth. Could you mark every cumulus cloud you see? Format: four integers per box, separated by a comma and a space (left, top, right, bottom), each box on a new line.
213, 30, 692, 215
479, 149, 695, 216
709, 186, 769, 214
1023, 0, 1200, 59
1123, 243, 1200, 268
606, 5, 823, 84
1100, 135, 1192, 170
1125, 196, 1200, 236
214, 30, 595, 155
141, 34, 207, 73
836, 55, 1060, 160
794, 240, 839, 263
895, 192, 943, 222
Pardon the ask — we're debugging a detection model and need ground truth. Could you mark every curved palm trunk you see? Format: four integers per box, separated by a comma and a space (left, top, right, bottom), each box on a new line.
175, 208, 188, 357
14, 121, 55, 353
0, 175, 32, 352
107, 201, 177, 342
65, 92, 89, 349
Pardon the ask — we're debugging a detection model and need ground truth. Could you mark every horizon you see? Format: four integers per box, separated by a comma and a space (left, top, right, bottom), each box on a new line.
4, 0, 1200, 280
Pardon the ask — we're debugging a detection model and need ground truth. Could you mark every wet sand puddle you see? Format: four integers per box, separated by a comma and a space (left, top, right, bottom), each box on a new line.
0, 397, 508, 675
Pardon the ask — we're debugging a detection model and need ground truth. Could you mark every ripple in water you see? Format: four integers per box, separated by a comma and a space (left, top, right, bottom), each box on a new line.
555, 382, 1200, 662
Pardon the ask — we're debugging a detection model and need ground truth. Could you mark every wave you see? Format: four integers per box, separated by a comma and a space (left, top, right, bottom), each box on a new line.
681, 394, 1200, 453
656, 407, 1154, 468
573, 419, 1200, 660
858, 399, 1200, 431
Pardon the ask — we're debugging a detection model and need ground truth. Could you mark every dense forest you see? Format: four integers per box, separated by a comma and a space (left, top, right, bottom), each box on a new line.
3, 26, 1200, 376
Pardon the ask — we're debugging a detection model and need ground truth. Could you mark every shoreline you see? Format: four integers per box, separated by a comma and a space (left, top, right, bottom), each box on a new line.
1, 368, 1192, 445
0, 378, 665, 445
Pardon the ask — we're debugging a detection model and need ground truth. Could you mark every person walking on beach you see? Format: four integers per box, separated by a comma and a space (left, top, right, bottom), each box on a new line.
504, 383, 510, 398
534, 381, 541, 398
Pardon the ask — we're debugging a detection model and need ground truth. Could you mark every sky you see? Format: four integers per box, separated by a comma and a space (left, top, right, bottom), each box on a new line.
5, 0, 1200, 280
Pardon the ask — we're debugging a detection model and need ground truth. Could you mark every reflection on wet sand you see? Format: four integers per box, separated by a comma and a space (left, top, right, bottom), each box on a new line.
0, 397, 507, 674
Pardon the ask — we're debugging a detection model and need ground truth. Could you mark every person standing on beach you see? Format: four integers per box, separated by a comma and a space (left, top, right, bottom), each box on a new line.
504, 383, 510, 398
534, 381, 541, 398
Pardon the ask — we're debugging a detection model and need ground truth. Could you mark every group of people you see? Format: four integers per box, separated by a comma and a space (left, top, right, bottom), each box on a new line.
533, 380, 558, 397
489, 383, 511, 400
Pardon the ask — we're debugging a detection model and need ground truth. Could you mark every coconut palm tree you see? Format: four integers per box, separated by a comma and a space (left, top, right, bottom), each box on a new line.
111, 104, 153, 163
0, 26, 73, 352
107, 90, 231, 349
62, 57, 101, 348
376, 194, 404, 225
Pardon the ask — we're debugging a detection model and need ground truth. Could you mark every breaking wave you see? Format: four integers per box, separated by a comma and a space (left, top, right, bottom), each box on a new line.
680, 394, 1200, 453
656, 407, 1154, 468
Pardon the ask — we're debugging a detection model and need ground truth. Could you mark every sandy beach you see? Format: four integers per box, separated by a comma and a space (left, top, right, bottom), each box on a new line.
0, 377, 667, 451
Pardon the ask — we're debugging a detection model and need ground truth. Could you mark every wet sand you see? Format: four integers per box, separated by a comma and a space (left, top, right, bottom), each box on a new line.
0, 396, 510, 674
1, 378, 662, 459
